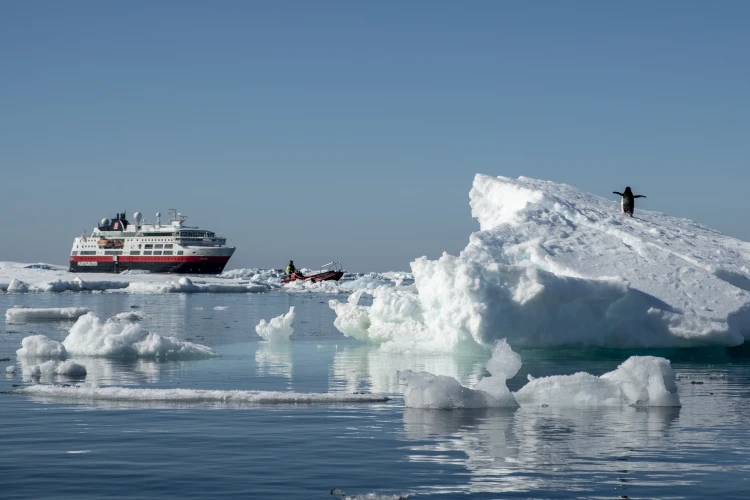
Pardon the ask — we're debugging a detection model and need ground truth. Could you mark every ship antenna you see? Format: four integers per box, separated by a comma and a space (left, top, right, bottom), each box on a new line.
156, 212, 161, 226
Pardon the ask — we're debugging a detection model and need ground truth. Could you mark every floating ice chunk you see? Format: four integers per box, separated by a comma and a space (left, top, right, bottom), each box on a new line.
399, 340, 520, 409
473, 340, 521, 405
255, 307, 295, 342
6, 365, 16, 374
63, 313, 216, 360
515, 356, 680, 407
112, 311, 145, 322
15, 385, 390, 405
7, 278, 29, 293
6, 307, 90, 322
16, 335, 68, 359
600, 356, 680, 407
123, 279, 269, 294
399, 370, 508, 409
399, 341, 679, 409
20, 360, 86, 379
214, 306, 229, 311
53, 360, 87, 377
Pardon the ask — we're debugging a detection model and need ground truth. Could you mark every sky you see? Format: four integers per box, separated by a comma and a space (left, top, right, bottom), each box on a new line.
1, 1, 748, 272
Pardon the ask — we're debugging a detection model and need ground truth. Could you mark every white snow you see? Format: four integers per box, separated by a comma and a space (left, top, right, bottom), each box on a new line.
62, 312, 216, 360
400, 341, 679, 409
15, 385, 389, 404
6, 307, 90, 322
255, 306, 296, 342
331, 175, 750, 350
16, 335, 68, 359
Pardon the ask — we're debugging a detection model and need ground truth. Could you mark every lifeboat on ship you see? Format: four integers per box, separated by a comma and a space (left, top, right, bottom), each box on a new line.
281, 262, 344, 284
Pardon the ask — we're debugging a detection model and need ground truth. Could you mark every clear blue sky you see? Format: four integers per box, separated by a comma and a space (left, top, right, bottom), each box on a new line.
1, 1, 748, 271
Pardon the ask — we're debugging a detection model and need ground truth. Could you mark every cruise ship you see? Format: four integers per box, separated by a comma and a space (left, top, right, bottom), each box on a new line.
69, 209, 235, 274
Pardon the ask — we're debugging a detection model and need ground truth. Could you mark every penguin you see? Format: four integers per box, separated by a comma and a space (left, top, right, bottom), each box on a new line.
613, 187, 646, 217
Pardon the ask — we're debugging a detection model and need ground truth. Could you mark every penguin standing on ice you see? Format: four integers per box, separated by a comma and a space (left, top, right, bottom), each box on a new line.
613, 186, 646, 217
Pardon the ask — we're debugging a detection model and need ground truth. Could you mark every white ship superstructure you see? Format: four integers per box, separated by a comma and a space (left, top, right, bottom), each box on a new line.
69, 209, 235, 274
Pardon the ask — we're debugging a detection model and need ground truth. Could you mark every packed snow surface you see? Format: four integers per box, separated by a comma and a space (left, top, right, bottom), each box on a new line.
332, 175, 750, 350
6, 307, 90, 322
255, 307, 295, 342
16, 385, 389, 405
400, 341, 680, 409
62, 313, 216, 360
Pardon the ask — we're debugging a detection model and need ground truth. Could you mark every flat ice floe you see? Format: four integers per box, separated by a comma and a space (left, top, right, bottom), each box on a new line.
400, 341, 680, 409
255, 306, 295, 342
14, 385, 389, 405
6, 307, 90, 322
332, 175, 750, 350
0, 261, 411, 296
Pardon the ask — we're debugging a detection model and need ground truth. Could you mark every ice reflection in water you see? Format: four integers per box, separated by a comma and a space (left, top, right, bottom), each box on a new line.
330, 344, 487, 394
400, 406, 712, 496
255, 342, 293, 383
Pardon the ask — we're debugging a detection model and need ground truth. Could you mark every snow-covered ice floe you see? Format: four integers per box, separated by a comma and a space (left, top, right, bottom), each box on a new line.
14, 385, 389, 405
331, 175, 750, 350
6, 307, 90, 322
399, 341, 680, 409
15, 313, 216, 361
255, 306, 295, 342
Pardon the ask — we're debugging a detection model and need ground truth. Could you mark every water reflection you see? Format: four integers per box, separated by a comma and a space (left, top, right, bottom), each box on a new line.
330, 344, 487, 394
255, 342, 293, 383
18, 356, 164, 385
401, 405, 683, 495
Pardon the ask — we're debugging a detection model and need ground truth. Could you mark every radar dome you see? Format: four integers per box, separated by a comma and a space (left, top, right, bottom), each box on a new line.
134, 211, 142, 221
156, 212, 161, 218
100, 218, 110, 226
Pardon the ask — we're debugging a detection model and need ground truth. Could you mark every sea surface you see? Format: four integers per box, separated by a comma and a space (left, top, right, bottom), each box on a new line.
1, 292, 749, 499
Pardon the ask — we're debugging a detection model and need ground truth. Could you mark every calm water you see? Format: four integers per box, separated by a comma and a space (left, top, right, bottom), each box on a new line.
1, 292, 749, 499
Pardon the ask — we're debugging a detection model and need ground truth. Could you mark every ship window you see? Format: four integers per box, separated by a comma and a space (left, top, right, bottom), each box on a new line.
165, 244, 172, 248
130, 251, 140, 255
153, 251, 162, 255
154, 244, 163, 249
163, 251, 173, 255
145, 244, 153, 249
80, 251, 96, 255
177, 251, 183, 255
104, 250, 122, 255
71, 251, 78, 256
144, 251, 152, 255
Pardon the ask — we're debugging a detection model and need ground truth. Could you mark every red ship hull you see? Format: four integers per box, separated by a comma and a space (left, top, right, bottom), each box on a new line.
69, 255, 231, 274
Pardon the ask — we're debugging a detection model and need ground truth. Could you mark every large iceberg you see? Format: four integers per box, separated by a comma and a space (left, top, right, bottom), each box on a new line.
332, 175, 750, 350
